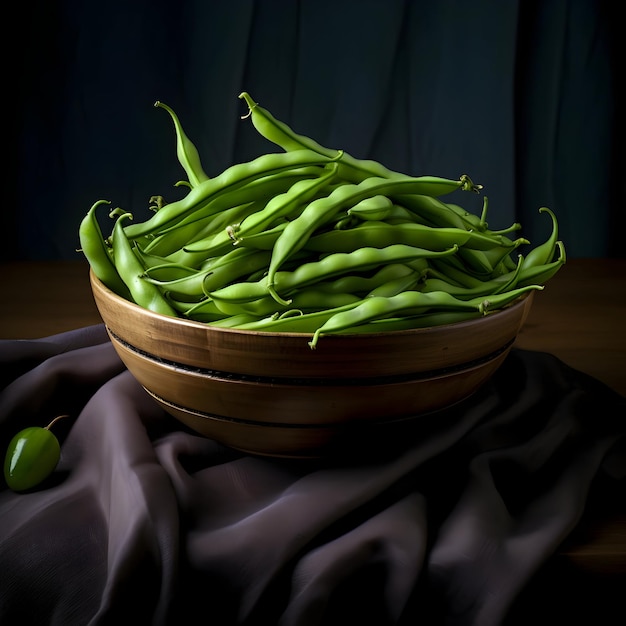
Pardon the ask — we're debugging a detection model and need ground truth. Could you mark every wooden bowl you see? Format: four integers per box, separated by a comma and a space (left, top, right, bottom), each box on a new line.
90, 270, 533, 458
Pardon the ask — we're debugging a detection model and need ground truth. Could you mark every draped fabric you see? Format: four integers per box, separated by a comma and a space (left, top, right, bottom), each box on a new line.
1, 325, 624, 625
7, 0, 622, 262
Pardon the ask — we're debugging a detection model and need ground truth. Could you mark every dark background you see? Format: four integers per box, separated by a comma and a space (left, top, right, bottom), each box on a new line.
4, 0, 623, 262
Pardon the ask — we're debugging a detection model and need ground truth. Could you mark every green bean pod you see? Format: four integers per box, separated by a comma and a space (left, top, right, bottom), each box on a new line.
392, 194, 478, 231
521, 207, 559, 269
183, 163, 339, 254
211, 288, 361, 317
142, 200, 261, 258
336, 310, 485, 334
346, 195, 393, 219
420, 255, 524, 300
110, 212, 177, 316
308, 284, 542, 348
174, 297, 228, 322
365, 270, 423, 298
122, 149, 342, 239
308, 291, 483, 348
155, 101, 209, 188
428, 257, 488, 288
457, 237, 529, 276
304, 221, 506, 254
239, 91, 402, 183
305, 263, 417, 295
266, 174, 478, 303
516, 241, 566, 287
233, 221, 289, 250
144, 248, 272, 298
147, 164, 326, 239
272, 243, 459, 303
78, 200, 132, 300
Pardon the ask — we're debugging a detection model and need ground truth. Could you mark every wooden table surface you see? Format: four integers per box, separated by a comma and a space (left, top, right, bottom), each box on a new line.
1, 257, 625, 583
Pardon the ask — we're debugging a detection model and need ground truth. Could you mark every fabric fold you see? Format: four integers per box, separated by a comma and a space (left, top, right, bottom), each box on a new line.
0, 327, 624, 626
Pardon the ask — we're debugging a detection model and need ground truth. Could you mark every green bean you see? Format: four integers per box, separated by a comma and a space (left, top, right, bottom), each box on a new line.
392, 193, 479, 231
457, 237, 529, 276
110, 211, 177, 316
304, 221, 506, 254
212, 288, 361, 317
266, 174, 479, 303
365, 270, 423, 298
308, 291, 480, 347
428, 256, 487, 288
142, 200, 261, 258
346, 195, 393, 219
516, 241, 566, 287
139, 260, 198, 282
227, 301, 363, 332
155, 101, 209, 188
521, 207, 559, 269
147, 164, 326, 238
420, 255, 523, 299
308, 284, 542, 348
175, 297, 227, 322
207, 245, 450, 312
144, 248, 272, 298
183, 163, 339, 254
78, 200, 132, 300
350, 202, 418, 223
206, 313, 260, 328
239, 91, 402, 182
478, 237, 529, 270
122, 149, 342, 239
335, 310, 485, 334
272, 243, 459, 304
442, 200, 486, 231
233, 221, 288, 250
304, 263, 417, 295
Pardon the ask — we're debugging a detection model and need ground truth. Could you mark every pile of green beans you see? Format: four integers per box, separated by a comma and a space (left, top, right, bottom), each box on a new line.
78, 93, 566, 348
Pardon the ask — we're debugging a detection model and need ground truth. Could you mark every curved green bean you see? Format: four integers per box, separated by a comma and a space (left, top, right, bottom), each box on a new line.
183, 163, 339, 255
266, 174, 479, 303
239, 91, 402, 183
309, 284, 542, 348
155, 101, 209, 188
122, 149, 341, 239
110, 211, 177, 316
78, 200, 132, 300
521, 207, 559, 269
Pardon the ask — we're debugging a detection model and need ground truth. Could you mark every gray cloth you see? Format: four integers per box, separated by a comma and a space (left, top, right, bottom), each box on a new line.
1, 325, 624, 625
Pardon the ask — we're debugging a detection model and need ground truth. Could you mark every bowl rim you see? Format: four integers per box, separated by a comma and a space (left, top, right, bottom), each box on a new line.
89, 268, 533, 340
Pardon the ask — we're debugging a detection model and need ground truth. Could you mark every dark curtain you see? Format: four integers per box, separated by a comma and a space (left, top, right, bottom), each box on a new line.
5, 0, 623, 261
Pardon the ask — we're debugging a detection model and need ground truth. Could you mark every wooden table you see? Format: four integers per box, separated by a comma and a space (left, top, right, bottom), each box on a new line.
1, 258, 625, 587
